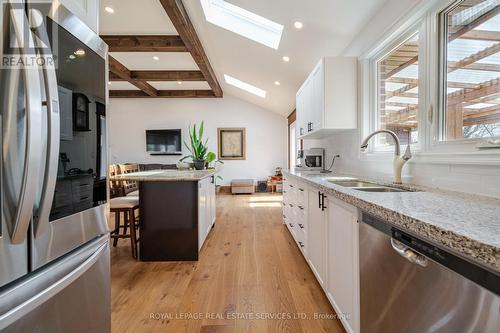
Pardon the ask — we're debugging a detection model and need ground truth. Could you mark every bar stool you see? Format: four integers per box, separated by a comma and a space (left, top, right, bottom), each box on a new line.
110, 196, 140, 259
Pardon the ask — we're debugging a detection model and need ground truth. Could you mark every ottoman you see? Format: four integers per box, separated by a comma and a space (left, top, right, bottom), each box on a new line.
231, 179, 255, 194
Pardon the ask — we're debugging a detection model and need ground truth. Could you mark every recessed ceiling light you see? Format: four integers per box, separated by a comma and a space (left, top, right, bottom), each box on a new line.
200, 0, 284, 49
68, 54, 76, 60
294, 21, 303, 29
282, 56, 290, 62
153, 56, 159, 61
74, 49, 86, 56
177, 81, 182, 85
104, 6, 114, 14
274, 81, 281, 86
224, 74, 266, 98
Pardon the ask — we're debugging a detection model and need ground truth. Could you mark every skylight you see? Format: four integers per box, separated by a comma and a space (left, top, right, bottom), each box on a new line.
200, 0, 284, 49
224, 74, 266, 98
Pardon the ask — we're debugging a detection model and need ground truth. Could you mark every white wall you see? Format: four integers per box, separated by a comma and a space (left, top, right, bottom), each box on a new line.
303, 0, 500, 198
108, 94, 287, 185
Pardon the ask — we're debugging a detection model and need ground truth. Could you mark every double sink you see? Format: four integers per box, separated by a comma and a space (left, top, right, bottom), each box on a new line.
326, 178, 415, 193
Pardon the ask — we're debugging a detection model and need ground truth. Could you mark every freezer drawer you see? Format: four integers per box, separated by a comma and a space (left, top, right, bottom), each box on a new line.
359, 215, 500, 333
0, 236, 110, 333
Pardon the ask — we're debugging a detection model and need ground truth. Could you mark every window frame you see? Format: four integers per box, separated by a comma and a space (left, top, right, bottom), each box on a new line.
361, 19, 426, 156
360, 0, 500, 165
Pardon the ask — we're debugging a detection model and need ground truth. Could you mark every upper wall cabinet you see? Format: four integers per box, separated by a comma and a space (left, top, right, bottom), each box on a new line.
59, 0, 99, 33
296, 57, 357, 139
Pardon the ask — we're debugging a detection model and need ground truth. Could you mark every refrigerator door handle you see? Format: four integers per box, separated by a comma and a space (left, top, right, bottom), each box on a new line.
8, 3, 43, 244
30, 15, 61, 237
0, 242, 107, 331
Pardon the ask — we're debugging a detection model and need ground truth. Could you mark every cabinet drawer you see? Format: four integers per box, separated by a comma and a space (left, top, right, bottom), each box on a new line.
295, 229, 306, 253
286, 218, 297, 237
295, 184, 307, 206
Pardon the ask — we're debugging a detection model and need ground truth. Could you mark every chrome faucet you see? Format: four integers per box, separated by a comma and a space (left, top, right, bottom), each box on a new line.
360, 130, 412, 184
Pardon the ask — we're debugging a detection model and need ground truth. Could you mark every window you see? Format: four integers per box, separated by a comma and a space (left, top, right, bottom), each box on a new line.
200, 0, 284, 49
224, 74, 267, 98
375, 32, 420, 148
439, 0, 500, 141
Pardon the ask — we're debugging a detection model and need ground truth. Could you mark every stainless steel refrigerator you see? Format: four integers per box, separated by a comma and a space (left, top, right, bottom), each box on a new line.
0, 1, 110, 331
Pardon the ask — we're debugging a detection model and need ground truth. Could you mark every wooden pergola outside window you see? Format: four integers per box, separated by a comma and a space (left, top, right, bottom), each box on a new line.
376, 0, 500, 144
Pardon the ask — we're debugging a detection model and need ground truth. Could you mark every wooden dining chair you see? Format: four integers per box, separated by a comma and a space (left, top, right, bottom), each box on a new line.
109, 163, 140, 259
118, 163, 140, 197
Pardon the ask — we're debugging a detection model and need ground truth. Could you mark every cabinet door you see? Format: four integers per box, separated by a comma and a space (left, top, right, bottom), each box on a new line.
296, 87, 308, 137
307, 189, 327, 288
327, 198, 359, 333
59, 0, 99, 33
208, 176, 216, 228
310, 64, 324, 132
198, 179, 208, 250
58, 86, 73, 141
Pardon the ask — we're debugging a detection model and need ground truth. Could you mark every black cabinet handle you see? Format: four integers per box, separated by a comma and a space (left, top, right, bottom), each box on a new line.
289, 223, 294, 228
211, 175, 215, 183
321, 194, 327, 211
289, 203, 293, 208
298, 188, 304, 192
298, 223, 304, 229
298, 205, 304, 210
298, 241, 304, 248
289, 184, 294, 188
318, 191, 322, 209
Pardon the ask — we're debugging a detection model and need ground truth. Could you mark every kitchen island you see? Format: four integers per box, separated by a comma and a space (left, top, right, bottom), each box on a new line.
111, 169, 217, 261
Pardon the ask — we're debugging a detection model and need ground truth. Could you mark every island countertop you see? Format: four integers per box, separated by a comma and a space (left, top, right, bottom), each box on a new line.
110, 169, 217, 182
284, 169, 500, 273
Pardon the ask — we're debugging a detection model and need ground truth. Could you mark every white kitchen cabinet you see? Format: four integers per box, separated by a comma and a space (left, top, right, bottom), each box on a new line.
326, 198, 359, 333
282, 177, 308, 254
198, 176, 216, 250
296, 57, 357, 139
208, 175, 216, 228
296, 79, 310, 137
59, 0, 99, 33
307, 189, 327, 288
58, 86, 73, 141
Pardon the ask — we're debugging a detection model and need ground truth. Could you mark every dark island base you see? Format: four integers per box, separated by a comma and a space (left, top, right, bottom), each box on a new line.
139, 181, 199, 261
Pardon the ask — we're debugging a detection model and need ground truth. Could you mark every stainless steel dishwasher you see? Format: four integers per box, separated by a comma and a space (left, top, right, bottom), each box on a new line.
360, 213, 500, 333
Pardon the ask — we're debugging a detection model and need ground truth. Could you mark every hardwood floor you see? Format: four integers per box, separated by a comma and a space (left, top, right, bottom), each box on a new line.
111, 193, 346, 333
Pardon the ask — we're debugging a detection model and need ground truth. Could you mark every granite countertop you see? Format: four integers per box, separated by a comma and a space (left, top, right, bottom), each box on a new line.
110, 169, 217, 182
284, 169, 500, 273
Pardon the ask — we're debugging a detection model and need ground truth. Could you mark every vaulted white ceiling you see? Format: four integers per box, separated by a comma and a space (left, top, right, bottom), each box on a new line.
100, 0, 388, 116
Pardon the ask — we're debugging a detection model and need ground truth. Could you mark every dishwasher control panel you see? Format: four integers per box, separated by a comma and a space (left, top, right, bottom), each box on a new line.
392, 229, 446, 262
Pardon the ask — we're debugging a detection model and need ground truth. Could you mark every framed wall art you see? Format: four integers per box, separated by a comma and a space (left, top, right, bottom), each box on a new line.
217, 128, 246, 160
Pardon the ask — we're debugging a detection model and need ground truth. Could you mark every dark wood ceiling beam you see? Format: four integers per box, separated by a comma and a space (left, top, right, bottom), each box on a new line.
110, 90, 216, 98
108, 56, 158, 96
159, 0, 223, 97
101, 35, 187, 52
109, 70, 205, 81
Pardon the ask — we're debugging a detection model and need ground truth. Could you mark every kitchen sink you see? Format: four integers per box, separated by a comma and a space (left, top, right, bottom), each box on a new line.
354, 187, 410, 193
328, 180, 380, 187
328, 179, 416, 193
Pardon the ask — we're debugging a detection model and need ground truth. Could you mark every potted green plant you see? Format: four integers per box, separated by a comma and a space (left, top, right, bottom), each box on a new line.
180, 122, 216, 170
206, 152, 224, 169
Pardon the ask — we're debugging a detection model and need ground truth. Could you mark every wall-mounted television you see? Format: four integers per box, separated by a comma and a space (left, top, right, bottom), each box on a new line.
146, 129, 182, 155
